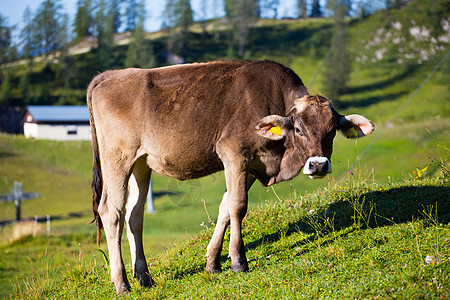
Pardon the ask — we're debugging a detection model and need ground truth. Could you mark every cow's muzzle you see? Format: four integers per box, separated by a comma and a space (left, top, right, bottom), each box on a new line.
303, 157, 332, 179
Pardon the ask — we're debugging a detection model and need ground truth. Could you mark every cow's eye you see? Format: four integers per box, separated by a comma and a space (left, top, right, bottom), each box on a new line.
295, 127, 303, 135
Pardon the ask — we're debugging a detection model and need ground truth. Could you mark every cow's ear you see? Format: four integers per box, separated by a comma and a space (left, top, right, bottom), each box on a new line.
338, 114, 375, 139
255, 115, 291, 140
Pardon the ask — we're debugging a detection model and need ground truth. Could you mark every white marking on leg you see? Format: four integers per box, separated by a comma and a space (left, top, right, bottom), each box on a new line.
125, 163, 153, 287
206, 191, 230, 258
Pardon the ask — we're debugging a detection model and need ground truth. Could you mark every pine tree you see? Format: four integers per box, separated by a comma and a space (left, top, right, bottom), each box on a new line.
0, 71, 11, 106
162, 0, 193, 54
0, 14, 12, 67
32, 0, 64, 64
20, 8, 34, 66
125, 23, 156, 68
357, 0, 372, 18
298, 0, 307, 18
95, 0, 115, 70
125, 1, 156, 68
58, 13, 76, 104
74, 0, 92, 39
176, 0, 194, 34
125, 0, 139, 31
162, 0, 176, 29
225, 0, 258, 57
109, 0, 122, 33
310, 0, 322, 17
323, 0, 351, 101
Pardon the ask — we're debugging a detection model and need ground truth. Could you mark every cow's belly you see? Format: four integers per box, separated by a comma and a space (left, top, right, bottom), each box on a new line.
145, 148, 224, 180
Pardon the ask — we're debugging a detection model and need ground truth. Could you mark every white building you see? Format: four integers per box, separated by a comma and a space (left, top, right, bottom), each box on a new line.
23, 106, 91, 141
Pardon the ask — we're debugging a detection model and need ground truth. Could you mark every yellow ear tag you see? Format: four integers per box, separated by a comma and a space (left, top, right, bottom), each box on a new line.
270, 126, 282, 136
346, 127, 359, 138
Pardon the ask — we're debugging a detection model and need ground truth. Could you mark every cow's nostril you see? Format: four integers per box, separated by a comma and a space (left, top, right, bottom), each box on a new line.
303, 156, 332, 177
310, 161, 328, 174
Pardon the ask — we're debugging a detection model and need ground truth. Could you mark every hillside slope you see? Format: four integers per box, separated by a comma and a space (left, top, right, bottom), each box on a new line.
8, 175, 449, 299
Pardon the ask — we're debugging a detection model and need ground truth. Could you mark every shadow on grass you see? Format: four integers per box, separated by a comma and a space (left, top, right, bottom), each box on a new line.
153, 191, 181, 199
328, 185, 449, 229
0, 150, 16, 159
337, 91, 408, 109
348, 64, 418, 94
245, 185, 449, 255
337, 64, 418, 109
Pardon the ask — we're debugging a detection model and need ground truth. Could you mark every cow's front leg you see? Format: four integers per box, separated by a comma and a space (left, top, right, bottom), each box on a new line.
206, 173, 255, 273
226, 166, 255, 271
228, 183, 249, 273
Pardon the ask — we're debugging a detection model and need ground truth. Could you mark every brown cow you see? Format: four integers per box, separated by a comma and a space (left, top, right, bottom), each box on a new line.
87, 60, 374, 295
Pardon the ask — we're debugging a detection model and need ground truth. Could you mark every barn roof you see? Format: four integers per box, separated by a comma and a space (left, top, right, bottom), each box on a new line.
25, 106, 89, 123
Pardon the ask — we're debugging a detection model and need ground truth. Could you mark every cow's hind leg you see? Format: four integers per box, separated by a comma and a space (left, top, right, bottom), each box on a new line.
205, 191, 230, 272
98, 166, 131, 295
125, 157, 154, 287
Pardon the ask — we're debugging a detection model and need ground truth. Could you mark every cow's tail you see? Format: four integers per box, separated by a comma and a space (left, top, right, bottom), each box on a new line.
87, 74, 104, 246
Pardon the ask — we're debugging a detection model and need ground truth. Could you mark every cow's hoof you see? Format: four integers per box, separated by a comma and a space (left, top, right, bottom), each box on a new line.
115, 281, 131, 296
231, 262, 249, 272
205, 263, 222, 274
136, 273, 155, 288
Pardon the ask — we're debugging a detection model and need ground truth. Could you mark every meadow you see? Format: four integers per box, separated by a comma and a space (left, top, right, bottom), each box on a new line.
1, 0, 449, 297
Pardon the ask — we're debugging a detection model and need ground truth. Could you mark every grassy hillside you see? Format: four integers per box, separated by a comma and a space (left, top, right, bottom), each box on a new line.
0, 0, 449, 297
5, 175, 450, 299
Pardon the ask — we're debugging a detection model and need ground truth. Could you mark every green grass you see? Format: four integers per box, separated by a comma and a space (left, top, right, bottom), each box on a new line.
6, 175, 449, 299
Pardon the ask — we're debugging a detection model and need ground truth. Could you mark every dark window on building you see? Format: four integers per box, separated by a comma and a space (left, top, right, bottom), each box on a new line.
67, 125, 77, 135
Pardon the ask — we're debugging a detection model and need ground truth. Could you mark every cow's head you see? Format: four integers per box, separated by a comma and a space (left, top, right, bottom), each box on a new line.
255, 94, 374, 185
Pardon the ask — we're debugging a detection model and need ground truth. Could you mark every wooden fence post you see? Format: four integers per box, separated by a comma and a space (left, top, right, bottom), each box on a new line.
13, 182, 23, 221
46, 215, 51, 236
